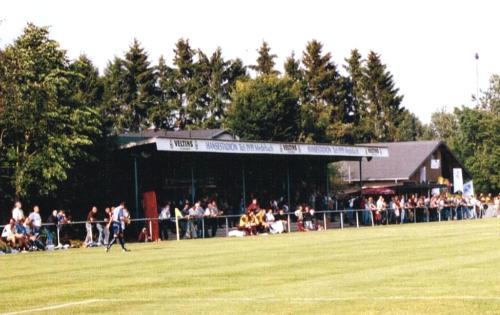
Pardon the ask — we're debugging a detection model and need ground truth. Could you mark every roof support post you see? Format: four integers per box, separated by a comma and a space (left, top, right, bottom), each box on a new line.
242, 160, 246, 209
191, 161, 195, 204
133, 155, 140, 219
325, 162, 330, 204
359, 158, 363, 199
287, 161, 291, 208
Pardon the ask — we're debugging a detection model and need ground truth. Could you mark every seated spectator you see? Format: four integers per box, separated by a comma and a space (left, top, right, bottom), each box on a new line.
138, 227, 151, 242
238, 211, 257, 236
266, 209, 284, 234
255, 208, 269, 233
274, 208, 288, 233
295, 206, 305, 231
1, 219, 18, 249
303, 206, 314, 231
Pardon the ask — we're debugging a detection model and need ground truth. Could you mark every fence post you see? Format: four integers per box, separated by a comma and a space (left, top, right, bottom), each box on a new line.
370, 211, 374, 227
56, 225, 61, 246
355, 211, 359, 228
225, 217, 229, 236
438, 210, 441, 222
386, 210, 389, 225
426, 208, 430, 222
340, 212, 344, 229
323, 212, 327, 230
287, 214, 291, 233
202, 217, 205, 239
414, 209, 417, 223
175, 216, 180, 241
149, 220, 153, 242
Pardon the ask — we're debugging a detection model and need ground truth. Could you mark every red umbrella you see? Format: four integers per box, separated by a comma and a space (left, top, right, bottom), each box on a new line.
362, 187, 395, 195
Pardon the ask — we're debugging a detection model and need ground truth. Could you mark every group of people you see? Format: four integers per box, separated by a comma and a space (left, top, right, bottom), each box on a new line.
160, 199, 223, 240
1, 201, 132, 253
347, 193, 500, 226
1, 202, 70, 252
236, 199, 289, 236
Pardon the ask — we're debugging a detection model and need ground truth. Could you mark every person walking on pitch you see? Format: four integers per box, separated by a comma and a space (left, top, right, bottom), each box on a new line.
106, 202, 130, 252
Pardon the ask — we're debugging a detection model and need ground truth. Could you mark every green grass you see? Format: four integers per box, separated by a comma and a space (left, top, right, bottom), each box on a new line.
1, 219, 500, 315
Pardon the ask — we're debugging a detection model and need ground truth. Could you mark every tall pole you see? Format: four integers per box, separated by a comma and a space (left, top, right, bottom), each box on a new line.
475, 53, 480, 106
133, 156, 140, 219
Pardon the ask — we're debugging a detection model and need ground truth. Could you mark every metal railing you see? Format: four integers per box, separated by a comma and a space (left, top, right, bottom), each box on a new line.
1, 205, 492, 249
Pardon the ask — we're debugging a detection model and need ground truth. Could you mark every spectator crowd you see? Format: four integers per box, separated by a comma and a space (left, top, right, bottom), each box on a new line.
1, 192, 499, 254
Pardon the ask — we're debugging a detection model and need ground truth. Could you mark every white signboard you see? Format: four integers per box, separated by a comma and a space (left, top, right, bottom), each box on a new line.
463, 181, 474, 197
431, 159, 440, 169
453, 168, 464, 193
155, 138, 389, 158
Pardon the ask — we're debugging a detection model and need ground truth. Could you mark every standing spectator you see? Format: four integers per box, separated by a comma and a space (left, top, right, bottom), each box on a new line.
303, 206, 314, 230
294, 206, 305, 231
12, 201, 24, 222
205, 200, 222, 238
159, 203, 171, 240
84, 207, 98, 246
101, 207, 112, 246
375, 196, 386, 225
28, 206, 42, 235
495, 194, 500, 217
46, 210, 58, 246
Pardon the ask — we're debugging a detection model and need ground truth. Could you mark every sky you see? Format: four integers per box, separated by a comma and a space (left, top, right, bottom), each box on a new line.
2, 0, 499, 123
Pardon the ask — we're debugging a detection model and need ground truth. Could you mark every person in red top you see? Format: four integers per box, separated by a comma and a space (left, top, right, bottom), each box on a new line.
246, 198, 259, 213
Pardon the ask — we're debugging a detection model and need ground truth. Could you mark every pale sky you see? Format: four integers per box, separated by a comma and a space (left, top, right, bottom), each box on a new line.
2, 0, 499, 123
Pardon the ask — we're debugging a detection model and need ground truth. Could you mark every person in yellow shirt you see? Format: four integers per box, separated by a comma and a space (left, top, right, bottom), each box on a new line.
239, 210, 258, 235
255, 208, 269, 233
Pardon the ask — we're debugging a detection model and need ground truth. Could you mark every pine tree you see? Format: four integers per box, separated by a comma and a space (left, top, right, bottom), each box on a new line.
171, 38, 196, 129
69, 54, 104, 110
122, 39, 157, 132
102, 57, 128, 133
284, 52, 302, 81
300, 40, 340, 142
250, 41, 279, 76
363, 51, 404, 141
149, 55, 176, 130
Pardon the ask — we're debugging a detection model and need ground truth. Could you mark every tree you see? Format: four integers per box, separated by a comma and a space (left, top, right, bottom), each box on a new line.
102, 57, 128, 133
300, 40, 340, 142
122, 39, 157, 132
426, 108, 459, 143
69, 54, 104, 110
284, 52, 302, 81
227, 75, 300, 141
363, 51, 404, 141
250, 41, 279, 76
0, 24, 101, 200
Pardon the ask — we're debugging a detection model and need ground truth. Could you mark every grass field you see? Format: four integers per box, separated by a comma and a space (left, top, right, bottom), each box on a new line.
1, 219, 500, 315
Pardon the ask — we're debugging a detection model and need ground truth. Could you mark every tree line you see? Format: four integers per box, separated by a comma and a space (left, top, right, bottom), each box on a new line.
0, 24, 497, 210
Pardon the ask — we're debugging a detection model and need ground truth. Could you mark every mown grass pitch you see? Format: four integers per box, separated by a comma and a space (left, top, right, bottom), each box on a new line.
1, 219, 500, 315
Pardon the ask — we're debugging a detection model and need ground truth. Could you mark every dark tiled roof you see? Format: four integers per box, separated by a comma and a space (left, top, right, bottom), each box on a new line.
340, 141, 443, 181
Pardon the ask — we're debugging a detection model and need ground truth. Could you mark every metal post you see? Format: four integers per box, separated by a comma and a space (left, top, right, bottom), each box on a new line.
286, 162, 291, 208
202, 217, 205, 239
242, 161, 246, 209
57, 225, 61, 246
427, 208, 430, 222
438, 210, 441, 222
370, 211, 374, 227
149, 220, 153, 242
323, 212, 327, 230
133, 156, 140, 219
340, 212, 344, 229
287, 213, 291, 232
359, 158, 363, 198
225, 217, 229, 236
325, 162, 330, 197
356, 211, 359, 228
414, 209, 417, 223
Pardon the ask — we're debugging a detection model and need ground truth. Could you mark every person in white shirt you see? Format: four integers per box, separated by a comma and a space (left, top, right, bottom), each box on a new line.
159, 203, 171, 240
28, 205, 42, 234
12, 201, 24, 222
